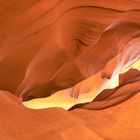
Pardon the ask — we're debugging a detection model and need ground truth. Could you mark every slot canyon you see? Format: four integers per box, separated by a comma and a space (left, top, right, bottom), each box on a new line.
0, 0, 140, 139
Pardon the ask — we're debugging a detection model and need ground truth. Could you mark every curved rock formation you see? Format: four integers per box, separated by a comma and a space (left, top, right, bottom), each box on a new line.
0, 0, 140, 139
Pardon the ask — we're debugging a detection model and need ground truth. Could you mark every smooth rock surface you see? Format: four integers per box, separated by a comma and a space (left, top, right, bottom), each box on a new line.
0, 0, 140, 139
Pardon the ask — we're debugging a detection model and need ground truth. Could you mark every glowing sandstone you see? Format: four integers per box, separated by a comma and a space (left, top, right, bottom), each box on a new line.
23, 60, 140, 110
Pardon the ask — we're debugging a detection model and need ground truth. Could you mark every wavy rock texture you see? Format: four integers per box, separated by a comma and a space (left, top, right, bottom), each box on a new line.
0, 0, 140, 139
